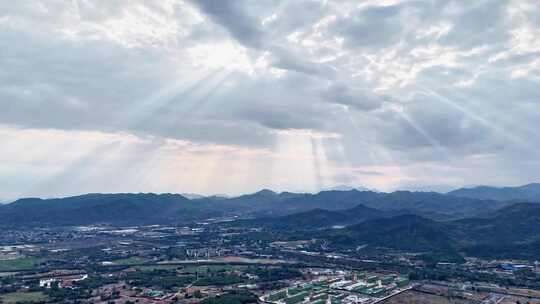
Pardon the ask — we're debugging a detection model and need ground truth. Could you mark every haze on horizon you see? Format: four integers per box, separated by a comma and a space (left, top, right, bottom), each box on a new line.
1, 0, 540, 200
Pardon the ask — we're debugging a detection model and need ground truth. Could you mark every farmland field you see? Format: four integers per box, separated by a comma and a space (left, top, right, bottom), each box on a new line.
0, 257, 41, 271
0, 292, 48, 304
381, 290, 474, 304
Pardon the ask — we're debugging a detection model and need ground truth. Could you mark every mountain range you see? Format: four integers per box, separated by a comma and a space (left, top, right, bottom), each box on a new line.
448, 183, 540, 202
0, 193, 219, 227
0, 188, 511, 227
229, 204, 405, 231
263, 202, 540, 261
2, 184, 540, 261
338, 202, 540, 261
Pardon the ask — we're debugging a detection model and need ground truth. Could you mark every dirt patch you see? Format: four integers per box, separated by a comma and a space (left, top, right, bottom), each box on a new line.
380, 290, 475, 304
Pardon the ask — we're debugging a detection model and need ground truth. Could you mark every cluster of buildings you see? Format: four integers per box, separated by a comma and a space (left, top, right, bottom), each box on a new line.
0, 245, 38, 260
185, 247, 223, 259
39, 274, 88, 289
499, 262, 539, 272
263, 272, 410, 304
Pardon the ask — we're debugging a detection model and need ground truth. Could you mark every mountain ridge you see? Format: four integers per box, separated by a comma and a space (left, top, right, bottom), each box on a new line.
303, 203, 540, 261
448, 183, 540, 201
0, 188, 530, 227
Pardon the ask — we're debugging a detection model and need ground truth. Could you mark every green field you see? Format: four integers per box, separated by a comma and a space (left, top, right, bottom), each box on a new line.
135, 264, 181, 272
0, 292, 48, 303
111, 256, 147, 265
181, 265, 243, 274
0, 257, 41, 271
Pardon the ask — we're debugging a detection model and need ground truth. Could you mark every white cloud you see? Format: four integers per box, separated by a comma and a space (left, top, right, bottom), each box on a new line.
1, 0, 540, 198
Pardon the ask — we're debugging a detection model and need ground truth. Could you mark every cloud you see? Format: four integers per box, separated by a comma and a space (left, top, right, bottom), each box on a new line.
322, 83, 383, 111
331, 3, 407, 49
1, 0, 540, 198
438, 0, 511, 48
189, 0, 263, 48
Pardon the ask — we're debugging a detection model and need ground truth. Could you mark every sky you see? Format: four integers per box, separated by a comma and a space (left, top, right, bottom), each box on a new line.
1, 0, 540, 200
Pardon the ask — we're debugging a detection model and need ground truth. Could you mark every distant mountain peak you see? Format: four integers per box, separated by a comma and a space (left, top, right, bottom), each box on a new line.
520, 182, 540, 189
181, 193, 206, 200
323, 185, 372, 192
252, 189, 277, 196
448, 183, 540, 202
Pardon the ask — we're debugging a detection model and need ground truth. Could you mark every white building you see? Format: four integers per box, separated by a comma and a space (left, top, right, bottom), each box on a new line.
39, 278, 57, 289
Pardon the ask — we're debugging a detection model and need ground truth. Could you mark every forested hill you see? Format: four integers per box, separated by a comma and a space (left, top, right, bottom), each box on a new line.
0, 188, 527, 227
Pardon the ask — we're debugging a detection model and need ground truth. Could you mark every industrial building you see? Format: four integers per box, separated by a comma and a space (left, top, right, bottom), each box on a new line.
263, 272, 410, 304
